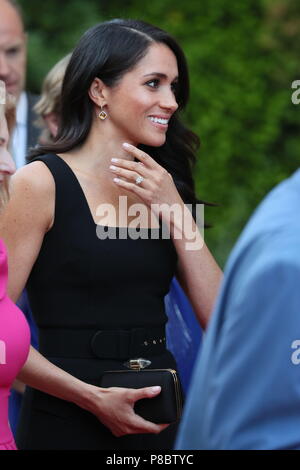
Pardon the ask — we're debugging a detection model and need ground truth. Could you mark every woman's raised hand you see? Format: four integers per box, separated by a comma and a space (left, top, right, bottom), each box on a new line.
109, 143, 184, 224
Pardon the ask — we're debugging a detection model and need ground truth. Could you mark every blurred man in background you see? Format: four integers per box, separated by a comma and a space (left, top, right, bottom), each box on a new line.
0, 0, 40, 165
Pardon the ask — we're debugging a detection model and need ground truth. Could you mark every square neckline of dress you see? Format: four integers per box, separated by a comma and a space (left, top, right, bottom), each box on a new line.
51, 153, 161, 231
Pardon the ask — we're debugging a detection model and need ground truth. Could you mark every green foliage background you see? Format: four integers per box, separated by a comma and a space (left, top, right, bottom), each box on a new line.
18, 0, 300, 267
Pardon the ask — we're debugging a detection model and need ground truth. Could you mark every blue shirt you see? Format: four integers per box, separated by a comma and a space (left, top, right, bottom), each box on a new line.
176, 169, 300, 449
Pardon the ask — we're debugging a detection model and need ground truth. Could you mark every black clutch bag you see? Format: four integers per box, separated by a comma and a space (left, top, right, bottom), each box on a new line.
99, 359, 183, 424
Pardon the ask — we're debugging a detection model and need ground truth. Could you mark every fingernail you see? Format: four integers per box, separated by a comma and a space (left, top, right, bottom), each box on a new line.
113, 178, 120, 183
151, 386, 161, 393
122, 142, 131, 148
111, 158, 118, 162
109, 165, 117, 170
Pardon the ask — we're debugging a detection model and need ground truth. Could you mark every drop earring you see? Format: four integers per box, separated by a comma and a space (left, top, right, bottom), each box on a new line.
98, 106, 108, 120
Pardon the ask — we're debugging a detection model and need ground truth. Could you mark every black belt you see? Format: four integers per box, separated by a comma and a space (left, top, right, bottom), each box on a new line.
39, 326, 167, 360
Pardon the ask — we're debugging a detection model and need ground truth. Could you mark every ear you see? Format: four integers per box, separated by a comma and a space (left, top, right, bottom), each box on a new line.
88, 77, 108, 108
43, 112, 59, 138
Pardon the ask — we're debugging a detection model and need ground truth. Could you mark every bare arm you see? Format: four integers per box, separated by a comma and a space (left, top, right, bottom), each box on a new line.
19, 346, 167, 437
107, 144, 223, 330
0, 162, 52, 302
172, 206, 223, 329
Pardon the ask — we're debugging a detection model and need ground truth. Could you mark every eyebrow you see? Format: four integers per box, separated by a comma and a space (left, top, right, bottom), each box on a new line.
143, 72, 178, 81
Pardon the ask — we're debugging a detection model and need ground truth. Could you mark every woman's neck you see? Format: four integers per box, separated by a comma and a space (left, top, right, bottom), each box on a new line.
58, 119, 136, 174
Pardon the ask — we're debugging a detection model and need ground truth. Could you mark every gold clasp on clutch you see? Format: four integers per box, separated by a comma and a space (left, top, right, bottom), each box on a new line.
124, 358, 152, 370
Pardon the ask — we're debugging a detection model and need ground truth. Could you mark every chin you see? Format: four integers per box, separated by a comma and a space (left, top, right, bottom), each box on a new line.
7, 86, 20, 99
140, 135, 167, 148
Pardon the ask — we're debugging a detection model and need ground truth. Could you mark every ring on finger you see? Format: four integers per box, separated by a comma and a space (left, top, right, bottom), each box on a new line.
135, 175, 144, 185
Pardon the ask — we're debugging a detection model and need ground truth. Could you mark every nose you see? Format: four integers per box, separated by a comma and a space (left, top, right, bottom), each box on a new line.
159, 87, 179, 114
0, 150, 16, 176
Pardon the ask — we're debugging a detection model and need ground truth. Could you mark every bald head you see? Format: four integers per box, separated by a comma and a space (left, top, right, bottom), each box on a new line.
0, 0, 26, 100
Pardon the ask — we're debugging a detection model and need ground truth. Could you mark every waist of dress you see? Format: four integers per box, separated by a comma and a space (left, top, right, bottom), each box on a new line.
39, 326, 167, 360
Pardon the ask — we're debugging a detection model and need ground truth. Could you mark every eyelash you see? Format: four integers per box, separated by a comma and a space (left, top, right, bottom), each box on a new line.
145, 79, 178, 94
7, 48, 19, 55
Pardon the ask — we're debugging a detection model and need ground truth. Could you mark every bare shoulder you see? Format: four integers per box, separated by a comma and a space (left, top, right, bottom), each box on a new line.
10, 160, 55, 194
7, 161, 55, 231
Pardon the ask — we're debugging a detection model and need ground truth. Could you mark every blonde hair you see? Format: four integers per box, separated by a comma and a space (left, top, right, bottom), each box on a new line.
0, 175, 9, 209
34, 53, 71, 142
0, 83, 16, 209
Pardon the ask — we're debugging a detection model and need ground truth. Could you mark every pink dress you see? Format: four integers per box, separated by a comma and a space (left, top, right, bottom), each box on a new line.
0, 239, 30, 450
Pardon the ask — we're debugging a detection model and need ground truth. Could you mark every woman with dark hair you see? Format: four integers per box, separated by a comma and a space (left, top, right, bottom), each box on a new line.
0, 81, 166, 452
0, 19, 222, 450
34, 47, 201, 395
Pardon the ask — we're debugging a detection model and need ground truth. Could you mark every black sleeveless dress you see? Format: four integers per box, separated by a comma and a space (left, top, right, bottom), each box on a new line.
17, 153, 179, 450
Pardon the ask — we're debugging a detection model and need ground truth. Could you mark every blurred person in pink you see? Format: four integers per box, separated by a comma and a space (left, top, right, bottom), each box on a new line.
0, 81, 30, 450
0, 0, 40, 437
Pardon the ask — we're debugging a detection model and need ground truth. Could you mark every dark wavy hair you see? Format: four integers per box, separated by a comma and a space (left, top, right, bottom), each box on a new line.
30, 19, 207, 212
